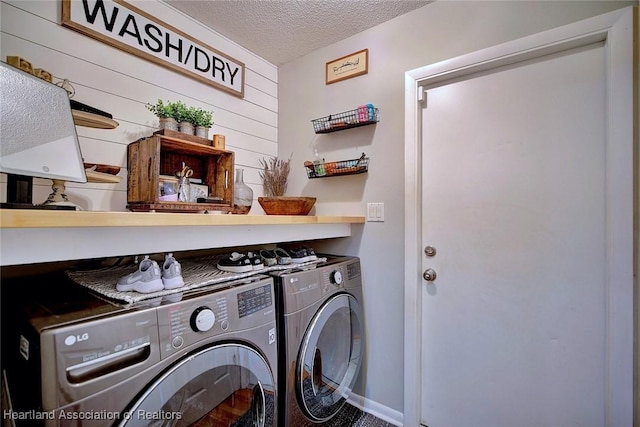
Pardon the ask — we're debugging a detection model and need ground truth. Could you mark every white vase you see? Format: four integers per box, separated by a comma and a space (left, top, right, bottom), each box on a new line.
233, 168, 253, 214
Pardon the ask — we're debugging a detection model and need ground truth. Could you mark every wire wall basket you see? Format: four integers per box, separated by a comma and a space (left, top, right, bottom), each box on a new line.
305, 154, 369, 179
312, 107, 379, 134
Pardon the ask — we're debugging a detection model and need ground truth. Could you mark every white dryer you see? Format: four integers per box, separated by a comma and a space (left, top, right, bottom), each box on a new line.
270, 256, 365, 426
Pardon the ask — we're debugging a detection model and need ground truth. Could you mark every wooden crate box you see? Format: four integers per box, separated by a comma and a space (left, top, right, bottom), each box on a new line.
127, 131, 234, 212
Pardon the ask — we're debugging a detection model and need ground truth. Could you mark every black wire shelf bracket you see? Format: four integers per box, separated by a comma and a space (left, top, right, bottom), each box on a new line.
311, 107, 379, 134
305, 154, 369, 179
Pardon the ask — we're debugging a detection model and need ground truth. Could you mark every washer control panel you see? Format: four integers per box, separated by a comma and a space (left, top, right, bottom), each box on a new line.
330, 270, 343, 286
237, 283, 272, 318
190, 306, 216, 332
157, 277, 274, 359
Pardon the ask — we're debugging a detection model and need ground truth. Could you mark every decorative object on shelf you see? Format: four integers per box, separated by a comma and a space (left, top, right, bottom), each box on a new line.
126, 131, 234, 213
193, 108, 213, 138
326, 48, 368, 85
146, 100, 213, 136
259, 155, 292, 197
34, 68, 53, 83
312, 159, 326, 177
232, 168, 253, 214
159, 117, 179, 132
258, 155, 316, 215
146, 99, 178, 131
178, 120, 195, 135
159, 176, 179, 202
56, 78, 76, 98
312, 106, 378, 134
6, 55, 34, 74
173, 100, 194, 135
305, 153, 369, 179
40, 179, 80, 209
176, 163, 193, 202
195, 126, 208, 138
6, 55, 52, 83
258, 196, 316, 215
213, 134, 226, 149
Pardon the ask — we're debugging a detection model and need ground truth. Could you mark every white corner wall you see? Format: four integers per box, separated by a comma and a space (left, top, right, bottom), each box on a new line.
277, 1, 636, 421
0, 0, 277, 212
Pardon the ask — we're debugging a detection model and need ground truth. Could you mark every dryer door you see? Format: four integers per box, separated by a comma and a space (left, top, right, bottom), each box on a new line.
297, 293, 364, 421
118, 343, 275, 427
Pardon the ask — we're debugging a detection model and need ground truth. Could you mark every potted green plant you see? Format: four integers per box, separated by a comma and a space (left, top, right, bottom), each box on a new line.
192, 107, 214, 138
171, 101, 194, 135
146, 99, 178, 131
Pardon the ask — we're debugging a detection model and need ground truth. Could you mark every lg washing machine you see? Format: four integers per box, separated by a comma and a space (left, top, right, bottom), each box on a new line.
2, 273, 277, 426
270, 255, 365, 426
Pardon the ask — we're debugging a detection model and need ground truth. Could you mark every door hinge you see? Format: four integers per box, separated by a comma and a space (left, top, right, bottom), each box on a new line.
418, 88, 427, 106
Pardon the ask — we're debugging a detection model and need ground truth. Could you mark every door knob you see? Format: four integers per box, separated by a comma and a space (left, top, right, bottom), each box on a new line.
423, 268, 437, 282
424, 246, 436, 257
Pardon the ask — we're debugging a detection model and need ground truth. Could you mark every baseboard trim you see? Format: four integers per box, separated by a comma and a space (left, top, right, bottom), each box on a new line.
347, 393, 404, 426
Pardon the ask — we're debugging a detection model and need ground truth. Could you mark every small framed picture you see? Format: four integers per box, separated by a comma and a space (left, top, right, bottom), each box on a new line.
190, 183, 209, 201
326, 49, 368, 85
159, 175, 179, 202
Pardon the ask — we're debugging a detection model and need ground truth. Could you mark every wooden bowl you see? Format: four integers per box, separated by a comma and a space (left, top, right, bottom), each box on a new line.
258, 196, 316, 215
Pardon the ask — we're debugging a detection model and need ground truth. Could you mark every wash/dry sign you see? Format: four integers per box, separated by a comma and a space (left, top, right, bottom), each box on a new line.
62, 0, 245, 98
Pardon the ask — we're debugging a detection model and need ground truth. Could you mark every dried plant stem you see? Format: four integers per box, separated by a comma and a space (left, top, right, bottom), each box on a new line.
259, 155, 291, 197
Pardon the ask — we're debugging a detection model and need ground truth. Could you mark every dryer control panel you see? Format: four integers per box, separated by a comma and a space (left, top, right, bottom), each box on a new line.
278, 257, 361, 313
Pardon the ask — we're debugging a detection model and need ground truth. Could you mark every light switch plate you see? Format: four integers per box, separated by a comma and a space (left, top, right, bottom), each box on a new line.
366, 202, 384, 222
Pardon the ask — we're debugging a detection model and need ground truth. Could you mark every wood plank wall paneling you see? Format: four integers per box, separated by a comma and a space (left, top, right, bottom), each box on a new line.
0, 0, 278, 212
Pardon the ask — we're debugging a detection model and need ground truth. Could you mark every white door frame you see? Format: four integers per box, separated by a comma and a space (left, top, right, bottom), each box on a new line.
403, 8, 635, 427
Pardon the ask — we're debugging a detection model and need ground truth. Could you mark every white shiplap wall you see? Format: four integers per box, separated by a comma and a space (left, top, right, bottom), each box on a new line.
0, 0, 277, 212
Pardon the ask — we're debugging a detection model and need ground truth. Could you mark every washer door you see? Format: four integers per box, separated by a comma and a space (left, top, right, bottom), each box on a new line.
297, 293, 364, 422
119, 343, 275, 427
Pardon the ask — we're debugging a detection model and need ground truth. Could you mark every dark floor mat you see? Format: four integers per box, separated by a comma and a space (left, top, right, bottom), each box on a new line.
314, 403, 396, 427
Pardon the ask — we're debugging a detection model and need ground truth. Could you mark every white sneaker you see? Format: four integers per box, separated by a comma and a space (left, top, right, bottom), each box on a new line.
162, 253, 185, 289
116, 256, 164, 293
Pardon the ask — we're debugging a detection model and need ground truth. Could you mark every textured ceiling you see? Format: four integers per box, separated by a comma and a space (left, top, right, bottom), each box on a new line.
164, 0, 433, 65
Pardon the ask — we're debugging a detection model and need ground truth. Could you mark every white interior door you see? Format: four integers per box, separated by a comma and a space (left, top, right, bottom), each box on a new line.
421, 42, 606, 427
407, 9, 634, 427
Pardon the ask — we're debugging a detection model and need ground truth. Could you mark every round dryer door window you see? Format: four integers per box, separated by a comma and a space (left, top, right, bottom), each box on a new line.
118, 343, 275, 427
297, 293, 364, 422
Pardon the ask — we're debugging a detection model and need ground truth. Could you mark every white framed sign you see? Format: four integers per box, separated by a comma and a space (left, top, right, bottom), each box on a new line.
62, 0, 245, 98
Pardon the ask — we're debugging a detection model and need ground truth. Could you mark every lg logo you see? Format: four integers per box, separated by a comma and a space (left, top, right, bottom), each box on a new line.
64, 333, 89, 346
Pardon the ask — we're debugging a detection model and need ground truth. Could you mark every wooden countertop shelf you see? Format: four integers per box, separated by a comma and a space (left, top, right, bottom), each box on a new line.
0, 210, 365, 266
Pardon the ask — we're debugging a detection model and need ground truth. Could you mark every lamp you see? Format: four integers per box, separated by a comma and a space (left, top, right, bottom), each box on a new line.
0, 61, 87, 210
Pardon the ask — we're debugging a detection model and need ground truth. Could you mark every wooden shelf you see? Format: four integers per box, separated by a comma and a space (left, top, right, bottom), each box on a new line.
72, 110, 119, 129
0, 210, 365, 266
